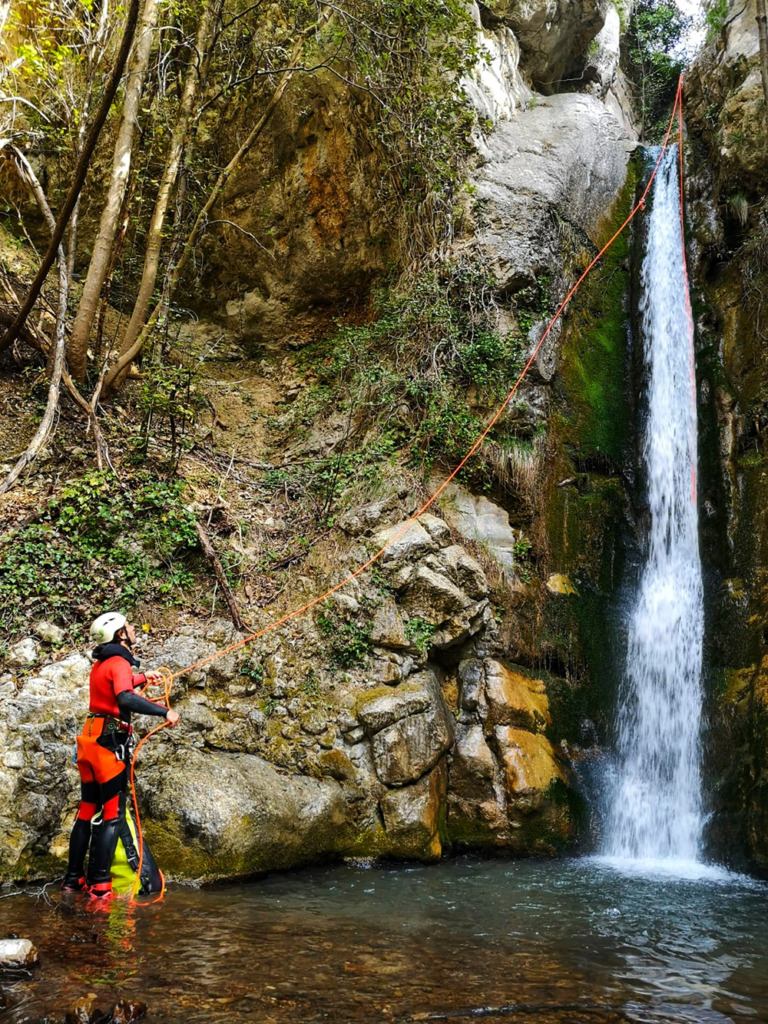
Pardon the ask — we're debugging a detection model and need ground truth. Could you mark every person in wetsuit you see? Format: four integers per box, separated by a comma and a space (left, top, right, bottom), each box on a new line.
62, 612, 180, 897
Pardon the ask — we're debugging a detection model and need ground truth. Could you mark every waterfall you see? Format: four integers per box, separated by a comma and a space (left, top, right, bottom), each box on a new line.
604, 145, 704, 866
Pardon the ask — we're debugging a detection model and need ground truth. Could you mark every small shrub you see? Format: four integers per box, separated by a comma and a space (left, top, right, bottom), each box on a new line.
404, 616, 437, 656
316, 606, 372, 667
0, 471, 198, 636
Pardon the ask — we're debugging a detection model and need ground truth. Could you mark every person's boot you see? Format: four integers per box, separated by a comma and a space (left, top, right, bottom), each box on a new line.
87, 815, 121, 898
62, 817, 91, 892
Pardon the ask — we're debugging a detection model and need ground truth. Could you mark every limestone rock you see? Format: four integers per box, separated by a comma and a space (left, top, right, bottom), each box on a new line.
417, 513, 452, 548
402, 566, 470, 623
370, 654, 406, 685
472, 92, 633, 291
430, 599, 489, 651
357, 671, 441, 732
464, 25, 532, 125
686, 1, 766, 187
372, 706, 454, 786
482, 0, 606, 91
141, 748, 351, 879
0, 938, 38, 966
447, 723, 508, 843
372, 520, 437, 567
430, 545, 488, 600
494, 726, 566, 810
442, 484, 518, 568
369, 598, 409, 649
33, 621, 66, 645
458, 658, 485, 712
452, 723, 496, 788
37, 654, 92, 693
317, 748, 357, 781
380, 761, 447, 860
356, 669, 454, 786
338, 494, 403, 536
6, 638, 39, 668
583, 3, 622, 99
484, 660, 551, 731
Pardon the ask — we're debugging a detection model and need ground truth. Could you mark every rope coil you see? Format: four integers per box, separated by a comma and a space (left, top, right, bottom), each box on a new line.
127, 77, 691, 903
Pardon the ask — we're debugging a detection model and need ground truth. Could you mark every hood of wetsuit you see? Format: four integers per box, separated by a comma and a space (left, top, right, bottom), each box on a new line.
92, 643, 140, 668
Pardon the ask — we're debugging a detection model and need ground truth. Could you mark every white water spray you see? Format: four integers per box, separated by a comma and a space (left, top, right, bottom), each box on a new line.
604, 146, 704, 867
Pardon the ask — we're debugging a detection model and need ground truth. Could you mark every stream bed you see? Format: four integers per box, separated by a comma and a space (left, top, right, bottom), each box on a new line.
1, 857, 767, 1023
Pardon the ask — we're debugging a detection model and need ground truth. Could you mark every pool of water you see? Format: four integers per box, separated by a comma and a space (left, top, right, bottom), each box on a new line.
1, 857, 767, 1023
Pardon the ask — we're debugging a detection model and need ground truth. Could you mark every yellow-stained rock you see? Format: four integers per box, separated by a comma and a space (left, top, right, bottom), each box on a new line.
494, 726, 565, 810
546, 573, 578, 595
484, 659, 551, 731
379, 761, 447, 861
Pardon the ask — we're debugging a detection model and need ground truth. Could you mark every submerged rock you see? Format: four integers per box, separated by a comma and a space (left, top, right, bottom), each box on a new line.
0, 938, 38, 967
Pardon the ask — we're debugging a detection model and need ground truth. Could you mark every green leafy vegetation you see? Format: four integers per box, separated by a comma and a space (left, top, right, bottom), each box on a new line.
704, 0, 729, 41
316, 604, 373, 667
404, 616, 436, 655
290, 263, 538, 495
0, 472, 198, 637
624, 0, 691, 140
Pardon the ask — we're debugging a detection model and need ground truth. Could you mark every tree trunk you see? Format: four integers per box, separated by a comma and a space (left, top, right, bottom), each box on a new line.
101, 29, 312, 394
0, 0, 140, 353
0, 149, 68, 495
195, 522, 246, 631
111, 0, 218, 374
756, 0, 768, 145
68, 0, 160, 380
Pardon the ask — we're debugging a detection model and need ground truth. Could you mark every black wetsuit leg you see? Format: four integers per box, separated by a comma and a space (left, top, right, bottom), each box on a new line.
63, 779, 99, 889
87, 769, 128, 886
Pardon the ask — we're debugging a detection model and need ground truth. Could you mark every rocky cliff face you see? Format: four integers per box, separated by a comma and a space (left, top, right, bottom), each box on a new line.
684, 4, 768, 872
0, 2, 638, 882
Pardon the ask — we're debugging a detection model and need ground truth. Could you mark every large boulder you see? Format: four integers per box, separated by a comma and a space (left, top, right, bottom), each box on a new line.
380, 761, 448, 860
480, 0, 607, 91
471, 92, 634, 290
357, 670, 455, 785
140, 747, 352, 880
447, 722, 509, 845
0, 656, 88, 875
484, 660, 551, 731
494, 725, 565, 810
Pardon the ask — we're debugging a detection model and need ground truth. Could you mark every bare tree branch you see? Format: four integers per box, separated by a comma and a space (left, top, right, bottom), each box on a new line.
0, 0, 141, 353
0, 147, 68, 495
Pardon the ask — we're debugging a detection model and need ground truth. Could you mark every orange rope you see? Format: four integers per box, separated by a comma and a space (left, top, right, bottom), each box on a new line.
125, 78, 689, 903
164, 77, 686, 687
129, 666, 173, 904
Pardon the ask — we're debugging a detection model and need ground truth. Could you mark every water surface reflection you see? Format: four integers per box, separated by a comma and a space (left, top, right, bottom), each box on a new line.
1, 858, 766, 1023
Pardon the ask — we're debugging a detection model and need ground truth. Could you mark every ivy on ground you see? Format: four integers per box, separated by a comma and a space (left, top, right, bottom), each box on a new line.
0, 472, 199, 639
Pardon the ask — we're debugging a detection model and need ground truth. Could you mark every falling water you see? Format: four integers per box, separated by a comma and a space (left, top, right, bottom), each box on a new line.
604, 145, 704, 867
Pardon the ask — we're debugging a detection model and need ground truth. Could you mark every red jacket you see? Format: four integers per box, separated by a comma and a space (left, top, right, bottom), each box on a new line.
89, 656, 147, 717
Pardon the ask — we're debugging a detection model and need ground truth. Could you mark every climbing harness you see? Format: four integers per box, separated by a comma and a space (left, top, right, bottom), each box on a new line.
126, 76, 695, 904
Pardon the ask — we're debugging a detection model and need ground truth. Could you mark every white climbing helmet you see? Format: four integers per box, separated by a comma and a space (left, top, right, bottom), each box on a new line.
90, 612, 127, 644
